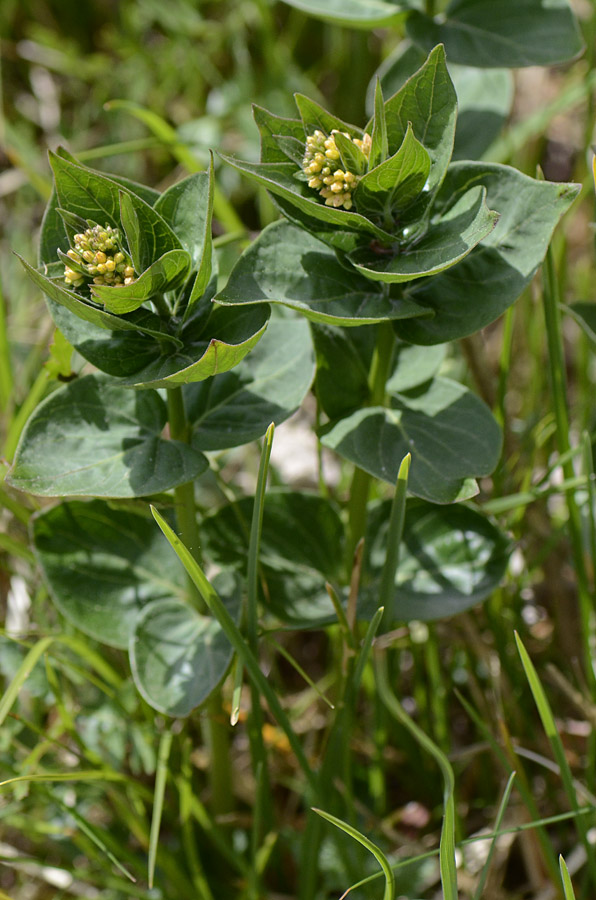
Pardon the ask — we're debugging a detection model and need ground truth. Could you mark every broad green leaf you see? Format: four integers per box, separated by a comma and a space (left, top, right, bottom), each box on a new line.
397, 163, 579, 344
203, 491, 345, 628
119, 191, 144, 273
294, 94, 361, 141
49, 151, 130, 231
39, 187, 69, 266
32, 500, 185, 648
311, 324, 375, 420
368, 78, 389, 170
7, 374, 207, 498
253, 105, 306, 164
91, 249, 191, 314
18, 255, 182, 346
354, 122, 430, 223
186, 317, 315, 450
216, 221, 430, 326
449, 65, 514, 160
363, 499, 510, 621
116, 303, 270, 389
386, 340, 446, 392
186, 159, 215, 314
276, 0, 412, 27
320, 377, 502, 504
118, 188, 182, 274
130, 573, 241, 716
380, 45, 457, 199
369, 44, 514, 161
220, 154, 394, 246
153, 172, 211, 271
407, 0, 583, 68
45, 299, 165, 377
350, 186, 498, 283
54, 146, 160, 207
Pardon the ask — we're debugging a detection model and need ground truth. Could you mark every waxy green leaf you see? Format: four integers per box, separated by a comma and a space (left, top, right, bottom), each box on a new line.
32, 500, 185, 648
203, 491, 345, 628
294, 93, 361, 140
153, 172, 211, 271
397, 163, 580, 343
49, 151, 132, 232
363, 500, 510, 621
8, 375, 207, 497
380, 45, 456, 201
354, 122, 430, 222
216, 221, 430, 326
276, 0, 410, 27
320, 377, 502, 504
350, 185, 498, 283
253, 105, 305, 164
407, 0, 583, 68
130, 573, 241, 716
91, 249, 191, 314
186, 317, 315, 450
18, 256, 182, 346
116, 302, 270, 389
368, 78, 389, 170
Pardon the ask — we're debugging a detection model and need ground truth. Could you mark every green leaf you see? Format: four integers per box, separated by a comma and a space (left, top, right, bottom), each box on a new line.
18, 255, 182, 346
216, 221, 430, 326
407, 0, 583, 68
311, 324, 375, 419
566, 303, 596, 348
32, 500, 186, 648
380, 45, 457, 200
39, 187, 69, 266
90, 249, 191, 314
363, 499, 510, 621
253, 105, 306, 164
7, 374, 207, 497
368, 78, 389, 170
49, 151, 129, 231
369, 43, 514, 162
220, 154, 394, 247
185, 159, 215, 315
54, 146, 160, 206
115, 302, 270, 389
130, 573, 241, 716
333, 132, 369, 176
118, 188, 183, 273
294, 94, 361, 139
186, 317, 315, 450
153, 172, 211, 271
320, 377, 502, 504
354, 122, 431, 222
387, 340, 446, 392
350, 185, 498, 283
203, 491, 345, 628
276, 0, 411, 27
397, 163, 580, 344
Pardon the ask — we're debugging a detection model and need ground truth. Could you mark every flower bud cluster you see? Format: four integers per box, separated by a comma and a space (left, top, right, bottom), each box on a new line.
63, 224, 135, 288
302, 129, 371, 210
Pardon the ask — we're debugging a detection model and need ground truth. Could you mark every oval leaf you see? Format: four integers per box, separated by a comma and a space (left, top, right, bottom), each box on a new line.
277, 0, 409, 27
90, 249, 191, 314
186, 316, 315, 450
33, 500, 186, 648
130, 573, 241, 716
319, 377, 502, 504
363, 500, 510, 621
7, 374, 207, 497
216, 221, 430, 326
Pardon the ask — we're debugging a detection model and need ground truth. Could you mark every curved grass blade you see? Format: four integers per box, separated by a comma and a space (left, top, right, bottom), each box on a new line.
560, 855, 577, 899
312, 807, 394, 900
375, 652, 458, 900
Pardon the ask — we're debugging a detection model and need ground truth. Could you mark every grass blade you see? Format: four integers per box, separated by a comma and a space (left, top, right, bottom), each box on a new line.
312, 807, 395, 900
473, 772, 516, 900
375, 652, 458, 900
515, 632, 596, 886
379, 453, 410, 631
148, 727, 173, 888
559, 854, 577, 899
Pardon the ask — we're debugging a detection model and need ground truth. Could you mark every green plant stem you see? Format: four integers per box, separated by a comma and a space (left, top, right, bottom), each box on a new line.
542, 247, 596, 693
346, 320, 395, 567
166, 386, 232, 818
